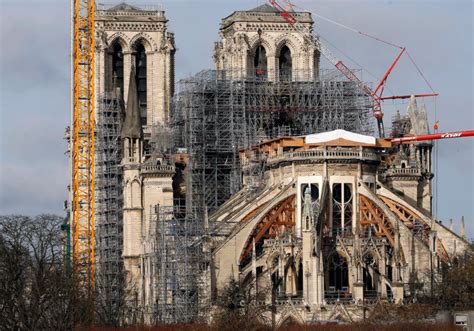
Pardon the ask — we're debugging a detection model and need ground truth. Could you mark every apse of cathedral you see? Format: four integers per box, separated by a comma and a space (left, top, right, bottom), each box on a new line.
92, 3, 470, 326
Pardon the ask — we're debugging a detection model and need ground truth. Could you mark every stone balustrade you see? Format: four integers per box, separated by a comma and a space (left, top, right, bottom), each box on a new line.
141, 164, 175, 174
242, 149, 380, 169
385, 167, 421, 176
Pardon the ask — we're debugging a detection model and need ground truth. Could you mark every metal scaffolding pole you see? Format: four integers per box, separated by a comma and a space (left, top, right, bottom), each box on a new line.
94, 91, 125, 319
152, 200, 209, 324
172, 69, 372, 218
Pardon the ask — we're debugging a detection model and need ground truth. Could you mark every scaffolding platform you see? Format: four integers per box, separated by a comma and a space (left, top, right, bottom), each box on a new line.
172, 69, 373, 215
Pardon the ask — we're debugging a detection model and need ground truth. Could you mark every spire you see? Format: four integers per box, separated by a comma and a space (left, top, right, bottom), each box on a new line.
121, 67, 142, 139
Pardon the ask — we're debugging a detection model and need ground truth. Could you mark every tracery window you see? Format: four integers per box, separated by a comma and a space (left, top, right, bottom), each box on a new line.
328, 253, 349, 291
135, 43, 147, 126
279, 46, 292, 81
111, 43, 124, 94
301, 183, 319, 230
363, 253, 378, 296
332, 183, 353, 235
254, 45, 267, 80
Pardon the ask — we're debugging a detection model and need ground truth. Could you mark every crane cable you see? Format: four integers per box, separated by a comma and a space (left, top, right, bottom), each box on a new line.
280, 0, 436, 97
281, 0, 442, 218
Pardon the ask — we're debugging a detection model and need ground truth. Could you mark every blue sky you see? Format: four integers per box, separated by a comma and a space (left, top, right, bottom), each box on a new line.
0, 0, 472, 238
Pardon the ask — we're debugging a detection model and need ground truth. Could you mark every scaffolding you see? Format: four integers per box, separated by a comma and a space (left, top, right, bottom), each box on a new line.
91, 67, 374, 324
94, 91, 125, 319
152, 200, 210, 324
172, 69, 373, 215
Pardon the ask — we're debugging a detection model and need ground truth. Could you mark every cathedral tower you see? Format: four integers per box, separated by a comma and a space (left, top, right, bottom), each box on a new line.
95, 3, 175, 128
213, 4, 320, 81
94, 4, 176, 319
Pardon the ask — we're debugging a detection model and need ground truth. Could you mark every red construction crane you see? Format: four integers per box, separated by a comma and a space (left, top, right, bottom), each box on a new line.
268, 0, 438, 138
390, 130, 474, 144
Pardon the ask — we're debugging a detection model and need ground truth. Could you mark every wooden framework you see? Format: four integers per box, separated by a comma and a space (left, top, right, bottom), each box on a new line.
380, 196, 449, 263
241, 201, 270, 223
72, 0, 95, 296
359, 195, 395, 246
240, 195, 296, 263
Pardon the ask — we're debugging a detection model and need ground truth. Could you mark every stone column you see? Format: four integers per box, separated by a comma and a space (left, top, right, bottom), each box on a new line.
267, 55, 277, 82
392, 263, 404, 303
380, 248, 387, 298
352, 261, 364, 302
146, 51, 155, 126
123, 51, 133, 105
427, 147, 432, 173
316, 254, 324, 305
96, 47, 106, 96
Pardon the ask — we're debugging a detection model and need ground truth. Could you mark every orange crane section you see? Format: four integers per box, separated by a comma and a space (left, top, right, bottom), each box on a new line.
72, 0, 95, 297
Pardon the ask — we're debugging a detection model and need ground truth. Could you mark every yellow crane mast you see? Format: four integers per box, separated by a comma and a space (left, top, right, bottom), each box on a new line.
72, 0, 95, 297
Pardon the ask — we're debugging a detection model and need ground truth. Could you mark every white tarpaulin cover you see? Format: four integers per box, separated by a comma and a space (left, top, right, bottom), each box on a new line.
305, 129, 376, 145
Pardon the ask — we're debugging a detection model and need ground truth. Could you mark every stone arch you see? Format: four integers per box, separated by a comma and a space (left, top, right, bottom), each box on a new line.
248, 35, 275, 57
130, 33, 157, 52
283, 255, 299, 295
265, 250, 282, 272
326, 251, 349, 292
131, 178, 142, 209
362, 251, 379, 295
326, 304, 353, 323
239, 194, 296, 266
108, 41, 125, 93
362, 244, 383, 262
129, 37, 150, 125
107, 32, 131, 52
274, 35, 301, 57
276, 310, 304, 329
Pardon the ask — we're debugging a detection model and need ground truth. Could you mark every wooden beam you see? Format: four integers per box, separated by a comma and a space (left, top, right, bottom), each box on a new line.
240, 195, 296, 263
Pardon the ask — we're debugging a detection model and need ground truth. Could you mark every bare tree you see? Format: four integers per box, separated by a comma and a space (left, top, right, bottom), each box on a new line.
0, 214, 86, 330
432, 248, 474, 309
212, 278, 271, 331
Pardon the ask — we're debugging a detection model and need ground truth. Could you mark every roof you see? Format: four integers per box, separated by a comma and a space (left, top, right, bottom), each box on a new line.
247, 4, 279, 13
305, 129, 376, 146
108, 2, 141, 11
121, 68, 142, 139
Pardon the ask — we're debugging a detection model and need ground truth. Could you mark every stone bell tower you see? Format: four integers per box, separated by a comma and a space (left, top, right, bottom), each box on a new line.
95, 3, 175, 127
94, 4, 176, 314
213, 3, 320, 81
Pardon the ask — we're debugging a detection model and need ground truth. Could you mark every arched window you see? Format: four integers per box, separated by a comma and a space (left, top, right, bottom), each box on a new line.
131, 180, 141, 209
363, 254, 378, 297
328, 253, 349, 292
254, 45, 267, 80
135, 44, 147, 126
279, 45, 292, 81
112, 43, 124, 94
297, 261, 303, 293
332, 183, 353, 235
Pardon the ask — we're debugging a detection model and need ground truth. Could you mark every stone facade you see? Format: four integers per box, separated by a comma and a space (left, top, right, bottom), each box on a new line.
213, 4, 320, 81
94, 4, 175, 322
95, 3, 175, 126
210, 129, 470, 326
92, 3, 470, 326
